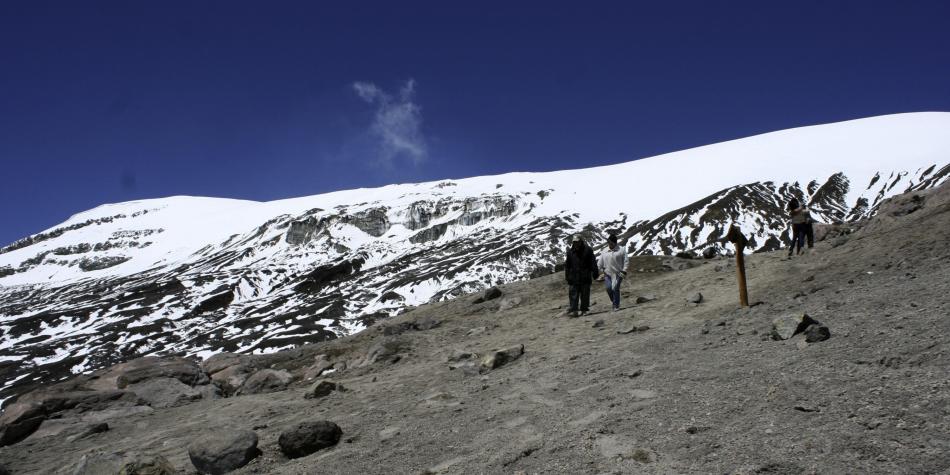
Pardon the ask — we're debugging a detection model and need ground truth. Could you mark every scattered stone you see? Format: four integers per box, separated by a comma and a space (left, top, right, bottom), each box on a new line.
686, 292, 703, 304
466, 326, 487, 336
618, 325, 650, 334
675, 251, 697, 259
685, 425, 711, 434
236, 369, 293, 395
188, 429, 260, 475
622, 369, 643, 378
333, 361, 348, 372
480, 344, 525, 372
735, 326, 757, 336
793, 404, 820, 413
379, 426, 401, 442
278, 420, 343, 459
592, 319, 605, 328
498, 296, 523, 312
635, 294, 657, 304
803, 323, 831, 343
702, 247, 719, 259
771, 313, 819, 341
627, 448, 657, 463
201, 353, 246, 376
70, 451, 176, 475
304, 381, 344, 399
802, 275, 815, 282
446, 350, 477, 363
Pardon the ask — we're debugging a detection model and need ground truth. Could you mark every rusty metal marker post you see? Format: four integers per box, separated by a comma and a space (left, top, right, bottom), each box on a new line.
725, 224, 749, 307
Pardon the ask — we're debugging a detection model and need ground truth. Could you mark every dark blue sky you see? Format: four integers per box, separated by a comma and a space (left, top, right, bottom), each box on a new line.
2, 1, 949, 246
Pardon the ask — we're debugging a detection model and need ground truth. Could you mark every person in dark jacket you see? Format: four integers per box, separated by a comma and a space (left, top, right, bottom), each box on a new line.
564, 235, 598, 317
787, 198, 808, 257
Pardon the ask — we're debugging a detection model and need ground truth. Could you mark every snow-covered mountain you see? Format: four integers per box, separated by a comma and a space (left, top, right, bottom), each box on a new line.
1, 112, 949, 402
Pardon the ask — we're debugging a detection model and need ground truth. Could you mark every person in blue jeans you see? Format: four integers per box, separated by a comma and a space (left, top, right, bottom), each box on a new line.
597, 234, 629, 311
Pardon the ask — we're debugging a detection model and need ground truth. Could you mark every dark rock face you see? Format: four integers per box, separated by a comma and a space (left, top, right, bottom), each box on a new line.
278, 420, 342, 459
78, 255, 132, 271
345, 208, 390, 237
409, 223, 449, 244
294, 259, 364, 293
0, 402, 45, 446
803, 323, 831, 342
188, 430, 260, 475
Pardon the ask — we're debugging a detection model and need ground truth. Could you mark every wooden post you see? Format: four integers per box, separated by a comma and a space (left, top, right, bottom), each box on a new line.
725, 224, 749, 307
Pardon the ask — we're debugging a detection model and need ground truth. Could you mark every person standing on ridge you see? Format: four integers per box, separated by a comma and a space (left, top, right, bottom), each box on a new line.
564, 235, 598, 317
787, 198, 808, 257
598, 234, 629, 312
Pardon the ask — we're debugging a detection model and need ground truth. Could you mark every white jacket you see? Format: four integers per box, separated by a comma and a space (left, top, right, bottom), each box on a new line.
598, 246, 629, 278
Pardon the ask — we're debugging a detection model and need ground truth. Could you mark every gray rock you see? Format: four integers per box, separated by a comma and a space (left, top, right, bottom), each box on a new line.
702, 247, 719, 259
771, 313, 820, 340
278, 420, 343, 459
472, 286, 503, 304
618, 325, 650, 334
480, 344, 525, 372
0, 401, 45, 446
188, 429, 260, 474
65, 422, 109, 443
201, 353, 246, 376
363, 337, 409, 366
592, 319, 605, 328
636, 294, 657, 304
686, 292, 704, 304
446, 350, 476, 363
304, 381, 344, 399
236, 369, 292, 395
498, 296, 523, 311
303, 355, 335, 380
89, 356, 206, 391
210, 364, 254, 396
127, 377, 202, 408
803, 323, 831, 342
70, 451, 176, 475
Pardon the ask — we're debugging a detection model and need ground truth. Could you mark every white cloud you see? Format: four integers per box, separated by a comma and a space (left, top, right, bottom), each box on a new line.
352, 79, 428, 166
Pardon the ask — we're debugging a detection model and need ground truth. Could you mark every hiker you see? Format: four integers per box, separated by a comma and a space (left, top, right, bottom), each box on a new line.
597, 234, 629, 311
787, 198, 808, 256
564, 235, 598, 317
803, 207, 815, 250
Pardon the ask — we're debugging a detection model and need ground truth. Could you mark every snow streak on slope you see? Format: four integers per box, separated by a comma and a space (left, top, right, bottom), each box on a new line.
0, 112, 948, 401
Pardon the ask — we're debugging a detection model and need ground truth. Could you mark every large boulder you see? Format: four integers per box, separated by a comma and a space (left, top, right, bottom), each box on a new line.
188, 430, 260, 474
0, 401, 45, 446
127, 377, 203, 408
201, 353, 248, 376
480, 344, 525, 372
236, 369, 292, 396
278, 420, 342, 459
771, 313, 820, 341
88, 356, 207, 391
210, 365, 255, 396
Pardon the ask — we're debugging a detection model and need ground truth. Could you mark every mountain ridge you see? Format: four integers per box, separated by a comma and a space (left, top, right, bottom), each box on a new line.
1, 112, 948, 404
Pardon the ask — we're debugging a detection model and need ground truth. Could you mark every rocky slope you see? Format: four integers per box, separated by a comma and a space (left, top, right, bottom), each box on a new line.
1, 178, 949, 474
1, 112, 949, 406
